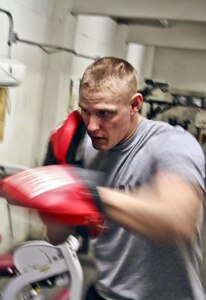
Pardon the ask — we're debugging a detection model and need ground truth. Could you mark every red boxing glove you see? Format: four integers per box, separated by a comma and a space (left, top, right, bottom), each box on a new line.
0, 165, 105, 237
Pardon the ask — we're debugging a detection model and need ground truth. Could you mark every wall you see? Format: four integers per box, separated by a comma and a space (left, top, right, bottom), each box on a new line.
0, 0, 55, 167
126, 43, 155, 116
70, 15, 128, 82
36, 0, 78, 164
0, 0, 80, 167
152, 47, 206, 92
126, 43, 155, 89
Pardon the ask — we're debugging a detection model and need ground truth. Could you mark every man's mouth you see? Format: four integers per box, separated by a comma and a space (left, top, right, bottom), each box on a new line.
90, 136, 105, 143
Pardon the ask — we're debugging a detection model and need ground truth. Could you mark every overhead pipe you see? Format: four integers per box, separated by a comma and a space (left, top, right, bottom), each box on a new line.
16, 37, 98, 60
0, 8, 97, 60
0, 8, 18, 56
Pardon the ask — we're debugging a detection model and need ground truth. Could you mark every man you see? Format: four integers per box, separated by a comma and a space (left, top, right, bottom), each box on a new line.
7, 57, 205, 300
74, 57, 205, 300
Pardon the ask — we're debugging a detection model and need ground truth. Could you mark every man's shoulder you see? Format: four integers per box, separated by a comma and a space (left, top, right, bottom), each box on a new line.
142, 119, 194, 144
140, 118, 174, 135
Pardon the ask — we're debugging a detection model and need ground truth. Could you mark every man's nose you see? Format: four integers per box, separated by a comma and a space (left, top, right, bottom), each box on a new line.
87, 115, 100, 132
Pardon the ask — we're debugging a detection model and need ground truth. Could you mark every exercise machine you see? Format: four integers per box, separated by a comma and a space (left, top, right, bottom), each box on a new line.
140, 78, 206, 120
1, 237, 83, 300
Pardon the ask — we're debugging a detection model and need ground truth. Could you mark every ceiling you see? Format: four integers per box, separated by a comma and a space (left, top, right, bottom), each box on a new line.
71, 0, 206, 51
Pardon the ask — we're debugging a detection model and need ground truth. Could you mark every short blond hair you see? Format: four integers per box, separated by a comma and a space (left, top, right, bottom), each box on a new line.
79, 57, 138, 103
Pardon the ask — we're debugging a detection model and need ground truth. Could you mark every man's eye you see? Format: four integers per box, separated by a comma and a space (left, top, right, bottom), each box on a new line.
81, 108, 90, 115
97, 111, 113, 118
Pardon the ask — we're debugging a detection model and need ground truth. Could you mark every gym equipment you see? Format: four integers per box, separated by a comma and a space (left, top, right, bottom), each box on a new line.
140, 78, 206, 119
1, 237, 83, 300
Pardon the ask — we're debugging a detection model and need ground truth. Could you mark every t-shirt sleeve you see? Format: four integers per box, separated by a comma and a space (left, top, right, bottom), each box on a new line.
150, 129, 205, 191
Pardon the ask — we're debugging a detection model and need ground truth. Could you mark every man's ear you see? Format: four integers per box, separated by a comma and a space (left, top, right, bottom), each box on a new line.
130, 93, 143, 113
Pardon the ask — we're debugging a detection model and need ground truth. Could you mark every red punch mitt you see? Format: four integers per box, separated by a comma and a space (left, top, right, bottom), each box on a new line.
0, 165, 105, 237
50, 110, 85, 164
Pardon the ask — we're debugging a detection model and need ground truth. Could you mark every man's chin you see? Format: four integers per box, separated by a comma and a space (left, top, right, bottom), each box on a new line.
92, 141, 108, 151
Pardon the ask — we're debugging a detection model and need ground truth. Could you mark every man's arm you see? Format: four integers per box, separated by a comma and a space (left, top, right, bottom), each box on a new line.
98, 171, 203, 243
0, 165, 203, 244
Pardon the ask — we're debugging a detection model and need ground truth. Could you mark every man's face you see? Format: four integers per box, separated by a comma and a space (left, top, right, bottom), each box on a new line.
79, 88, 134, 151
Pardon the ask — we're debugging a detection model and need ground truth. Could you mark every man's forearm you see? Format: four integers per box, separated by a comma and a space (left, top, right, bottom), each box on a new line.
97, 172, 202, 243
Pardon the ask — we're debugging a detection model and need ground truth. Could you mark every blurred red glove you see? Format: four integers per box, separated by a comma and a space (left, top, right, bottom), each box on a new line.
0, 165, 105, 238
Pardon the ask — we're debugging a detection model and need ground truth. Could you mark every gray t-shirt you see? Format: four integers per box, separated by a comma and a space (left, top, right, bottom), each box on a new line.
82, 118, 205, 300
